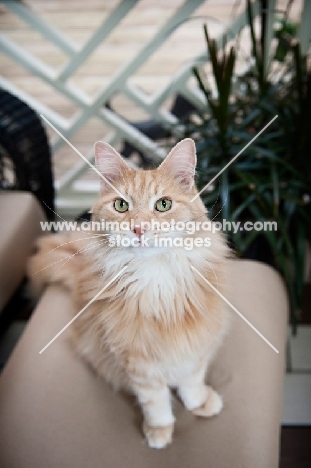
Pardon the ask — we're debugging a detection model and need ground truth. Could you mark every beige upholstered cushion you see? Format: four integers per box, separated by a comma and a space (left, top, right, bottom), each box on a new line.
0, 260, 288, 467
0, 191, 45, 312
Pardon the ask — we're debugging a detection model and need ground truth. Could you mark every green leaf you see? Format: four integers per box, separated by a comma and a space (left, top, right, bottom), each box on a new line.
192, 67, 210, 103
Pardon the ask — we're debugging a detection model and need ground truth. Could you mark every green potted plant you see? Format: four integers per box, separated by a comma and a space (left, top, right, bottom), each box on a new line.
183, 0, 311, 327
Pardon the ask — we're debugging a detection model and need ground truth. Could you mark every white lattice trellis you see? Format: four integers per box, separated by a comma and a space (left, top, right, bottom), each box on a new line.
0, 0, 310, 217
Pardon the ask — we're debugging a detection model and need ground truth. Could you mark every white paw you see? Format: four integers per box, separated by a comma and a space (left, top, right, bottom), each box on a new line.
191, 387, 223, 417
143, 422, 174, 449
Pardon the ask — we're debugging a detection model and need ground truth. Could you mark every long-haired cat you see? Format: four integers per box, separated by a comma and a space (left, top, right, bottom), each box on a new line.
28, 138, 230, 449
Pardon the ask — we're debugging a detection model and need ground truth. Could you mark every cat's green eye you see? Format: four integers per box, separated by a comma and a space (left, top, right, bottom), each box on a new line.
155, 197, 172, 212
114, 198, 129, 213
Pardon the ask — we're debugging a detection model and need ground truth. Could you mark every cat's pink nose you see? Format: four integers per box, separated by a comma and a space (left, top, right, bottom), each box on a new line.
133, 225, 144, 238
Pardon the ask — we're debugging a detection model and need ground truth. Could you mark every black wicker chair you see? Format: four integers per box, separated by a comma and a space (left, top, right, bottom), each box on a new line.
0, 89, 54, 220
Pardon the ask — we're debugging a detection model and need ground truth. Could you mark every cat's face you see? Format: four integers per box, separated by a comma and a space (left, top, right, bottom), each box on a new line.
91, 139, 207, 255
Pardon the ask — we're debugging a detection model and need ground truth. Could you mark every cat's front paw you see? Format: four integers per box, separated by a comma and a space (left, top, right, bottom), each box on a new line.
143, 422, 174, 449
191, 387, 223, 418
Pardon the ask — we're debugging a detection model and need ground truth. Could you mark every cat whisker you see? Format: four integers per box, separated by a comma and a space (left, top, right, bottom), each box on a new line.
183, 211, 209, 224
32, 253, 75, 276
49, 238, 109, 281
205, 260, 219, 290
33, 238, 108, 276
206, 179, 221, 215
46, 233, 110, 255
210, 190, 229, 222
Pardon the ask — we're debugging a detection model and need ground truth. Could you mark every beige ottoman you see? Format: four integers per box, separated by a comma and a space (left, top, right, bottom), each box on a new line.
0, 191, 45, 313
0, 260, 288, 468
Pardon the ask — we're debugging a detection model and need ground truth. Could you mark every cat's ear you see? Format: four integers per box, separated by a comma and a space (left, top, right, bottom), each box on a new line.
94, 141, 128, 192
159, 138, 196, 189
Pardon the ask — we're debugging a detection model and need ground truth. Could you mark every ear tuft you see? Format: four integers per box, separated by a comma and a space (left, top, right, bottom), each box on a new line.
94, 141, 128, 192
159, 138, 197, 189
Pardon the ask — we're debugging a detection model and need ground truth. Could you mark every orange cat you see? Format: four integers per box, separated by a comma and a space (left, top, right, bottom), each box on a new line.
28, 138, 230, 449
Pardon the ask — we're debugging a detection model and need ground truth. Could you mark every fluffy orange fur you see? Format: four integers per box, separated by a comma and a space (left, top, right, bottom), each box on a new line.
28, 138, 230, 449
